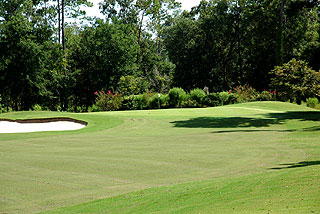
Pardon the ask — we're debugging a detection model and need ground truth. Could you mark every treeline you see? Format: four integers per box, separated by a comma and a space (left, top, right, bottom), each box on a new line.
0, 0, 319, 111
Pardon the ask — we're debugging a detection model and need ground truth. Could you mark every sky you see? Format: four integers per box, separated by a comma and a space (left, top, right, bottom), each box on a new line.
85, 0, 202, 19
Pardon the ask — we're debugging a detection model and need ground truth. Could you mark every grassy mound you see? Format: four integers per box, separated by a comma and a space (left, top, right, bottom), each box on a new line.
0, 102, 319, 213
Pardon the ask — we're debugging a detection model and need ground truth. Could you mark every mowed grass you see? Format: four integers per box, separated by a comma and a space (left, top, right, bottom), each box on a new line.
0, 102, 319, 213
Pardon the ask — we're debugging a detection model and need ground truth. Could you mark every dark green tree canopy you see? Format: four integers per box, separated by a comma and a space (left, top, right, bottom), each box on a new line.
0, 0, 319, 111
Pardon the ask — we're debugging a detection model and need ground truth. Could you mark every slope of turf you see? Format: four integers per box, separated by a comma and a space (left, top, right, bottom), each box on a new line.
41, 165, 320, 214
0, 102, 319, 213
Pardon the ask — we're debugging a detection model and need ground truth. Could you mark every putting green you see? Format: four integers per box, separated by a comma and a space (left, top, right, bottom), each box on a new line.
0, 102, 319, 213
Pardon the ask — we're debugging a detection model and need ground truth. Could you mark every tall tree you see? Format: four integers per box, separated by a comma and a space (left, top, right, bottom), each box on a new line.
0, 0, 57, 110
164, 0, 320, 91
68, 20, 139, 107
100, 0, 180, 72
55, 0, 92, 51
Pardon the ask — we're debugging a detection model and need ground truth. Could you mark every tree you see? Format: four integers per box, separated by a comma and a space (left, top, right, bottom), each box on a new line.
164, 0, 242, 91
68, 20, 139, 107
55, 0, 92, 51
164, 0, 320, 91
270, 59, 320, 103
101, 0, 180, 90
0, 0, 57, 110
163, 15, 206, 90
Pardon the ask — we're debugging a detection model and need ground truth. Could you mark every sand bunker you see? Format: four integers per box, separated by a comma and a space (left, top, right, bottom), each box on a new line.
0, 118, 87, 133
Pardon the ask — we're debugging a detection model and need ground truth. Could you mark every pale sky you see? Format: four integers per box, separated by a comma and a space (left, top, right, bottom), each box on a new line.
85, 0, 202, 19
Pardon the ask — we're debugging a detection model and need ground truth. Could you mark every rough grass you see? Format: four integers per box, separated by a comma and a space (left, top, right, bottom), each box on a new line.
0, 101, 319, 213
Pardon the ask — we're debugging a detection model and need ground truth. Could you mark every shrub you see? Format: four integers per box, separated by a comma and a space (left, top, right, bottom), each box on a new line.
232, 84, 257, 103
76, 106, 86, 113
88, 104, 100, 112
124, 92, 152, 110
203, 93, 220, 107
182, 99, 198, 108
0, 97, 3, 113
122, 96, 138, 110
161, 94, 170, 108
95, 91, 107, 111
219, 92, 230, 105
95, 90, 123, 111
257, 90, 276, 101
134, 94, 148, 110
306, 97, 320, 109
56, 105, 62, 112
190, 88, 206, 106
148, 93, 169, 109
32, 104, 43, 111
0, 103, 5, 114
168, 87, 187, 107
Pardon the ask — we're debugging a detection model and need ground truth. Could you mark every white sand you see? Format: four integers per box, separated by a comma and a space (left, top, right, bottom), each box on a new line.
0, 121, 86, 133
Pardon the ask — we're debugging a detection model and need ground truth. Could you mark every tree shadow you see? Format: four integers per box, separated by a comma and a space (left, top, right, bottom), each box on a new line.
267, 111, 320, 122
302, 125, 320, 132
270, 161, 320, 170
211, 129, 296, 134
170, 117, 281, 129
170, 111, 320, 132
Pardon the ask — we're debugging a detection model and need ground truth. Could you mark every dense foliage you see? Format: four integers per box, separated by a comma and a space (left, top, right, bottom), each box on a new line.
0, 0, 319, 111
90, 86, 280, 111
270, 59, 320, 104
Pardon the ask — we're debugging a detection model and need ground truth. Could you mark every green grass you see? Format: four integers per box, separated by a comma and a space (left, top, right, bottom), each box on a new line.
0, 101, 319, 213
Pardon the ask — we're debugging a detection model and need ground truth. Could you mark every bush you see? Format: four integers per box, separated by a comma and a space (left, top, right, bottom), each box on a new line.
95, 90, 123, 111
134, 94, 148, 110
182, 98, 198, 108
32, 104, 43, 111
122, 96, 137, 110
76, 105, 87, 113
190, 88, 206, 106
56, 105, 62, 112
219, 92, 231, 105
0, 97, 3, 113
257, 90, 276, 101
148, 93, 169, 109
203, 93, 220, 107
306, 97, 320, 109
168, 87, 187, 107
232, 84, 257, 103
88, 104, 100, 112
122, 92, 152, 110
0, 103, 6, 113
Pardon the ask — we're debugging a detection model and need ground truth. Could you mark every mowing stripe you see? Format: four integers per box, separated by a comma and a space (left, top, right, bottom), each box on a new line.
225, 106, 284, 113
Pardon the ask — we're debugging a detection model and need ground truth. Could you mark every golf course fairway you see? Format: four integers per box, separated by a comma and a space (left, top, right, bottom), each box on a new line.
0, 101, 319, 213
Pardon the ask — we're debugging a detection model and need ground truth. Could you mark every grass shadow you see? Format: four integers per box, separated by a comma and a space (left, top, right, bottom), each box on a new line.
270, 161, 320, 170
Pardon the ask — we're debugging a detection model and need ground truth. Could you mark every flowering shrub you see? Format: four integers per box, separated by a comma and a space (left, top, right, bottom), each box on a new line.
95, 90, 123, 111
257, 90, 276, 101
232, 84, 257, 103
